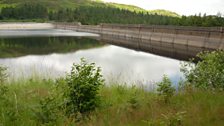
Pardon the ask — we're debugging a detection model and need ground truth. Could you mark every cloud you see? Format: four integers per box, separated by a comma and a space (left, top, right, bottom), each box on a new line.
1, 45, 182, 85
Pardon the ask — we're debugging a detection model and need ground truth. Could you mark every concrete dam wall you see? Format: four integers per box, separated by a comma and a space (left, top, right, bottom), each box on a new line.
55, 23, 224, 60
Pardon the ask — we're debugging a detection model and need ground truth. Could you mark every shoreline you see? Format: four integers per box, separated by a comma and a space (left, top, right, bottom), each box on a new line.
0, 22, 54, 30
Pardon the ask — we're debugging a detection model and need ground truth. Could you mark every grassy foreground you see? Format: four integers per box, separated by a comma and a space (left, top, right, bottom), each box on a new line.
1, 51, 224, 126
1, 78, 224, 126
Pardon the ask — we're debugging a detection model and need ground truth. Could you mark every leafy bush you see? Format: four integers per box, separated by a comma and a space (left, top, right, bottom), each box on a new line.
41, 58, 104, 120
64, 58, 104, 116
157, 75, 175, 103
181, 51, 224, 90
39, 59, 104, 123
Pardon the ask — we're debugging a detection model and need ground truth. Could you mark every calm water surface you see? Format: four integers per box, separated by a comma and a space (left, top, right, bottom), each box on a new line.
0, 29, 183, 86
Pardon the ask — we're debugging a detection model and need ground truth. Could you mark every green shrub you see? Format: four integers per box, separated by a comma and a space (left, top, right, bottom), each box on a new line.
64, 58, 104, 115
40, 59, 104, 123
55, 58, 104, 117
0, 67, 20, 125
127, 86, 140, 109
0, 65, 7, 84
157, 75, 175, 103
181, 51, 224, 90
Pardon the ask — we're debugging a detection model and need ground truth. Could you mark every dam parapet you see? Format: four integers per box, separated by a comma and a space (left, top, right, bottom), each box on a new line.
54, 23, 224, 60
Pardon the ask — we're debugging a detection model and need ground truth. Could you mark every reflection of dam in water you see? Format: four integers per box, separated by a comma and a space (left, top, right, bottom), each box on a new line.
0, 36, 182, 84
55, 23, 224, 61
98, 35, 209, 61
0, 25, 183, 84
1, 23, 223, 61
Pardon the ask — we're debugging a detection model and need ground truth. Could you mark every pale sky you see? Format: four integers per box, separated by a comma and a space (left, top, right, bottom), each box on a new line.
102, 0, 224, 16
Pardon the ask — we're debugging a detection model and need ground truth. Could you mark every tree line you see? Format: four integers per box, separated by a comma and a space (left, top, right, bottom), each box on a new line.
0, 3, 224, 27
0, 3, 48, 19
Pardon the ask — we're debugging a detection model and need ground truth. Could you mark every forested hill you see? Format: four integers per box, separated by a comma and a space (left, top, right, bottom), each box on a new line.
0, 0, 179, 17
0, 0, 224, 27
0, 0, 91, 10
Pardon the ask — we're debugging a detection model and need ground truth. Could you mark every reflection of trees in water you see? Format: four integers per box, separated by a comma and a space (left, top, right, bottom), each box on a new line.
0, 37, 103, 58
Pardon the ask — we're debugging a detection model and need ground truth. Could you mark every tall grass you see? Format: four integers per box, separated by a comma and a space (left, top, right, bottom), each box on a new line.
0, 78, 224, 126
1, 50, 224, 126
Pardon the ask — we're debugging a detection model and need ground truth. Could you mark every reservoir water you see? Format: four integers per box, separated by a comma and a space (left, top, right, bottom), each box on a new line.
0, 29, 183, 86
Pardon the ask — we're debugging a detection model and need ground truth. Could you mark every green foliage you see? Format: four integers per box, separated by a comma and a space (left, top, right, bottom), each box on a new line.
181, 51, 224, 90
157, 75, 175, 103
1, 3, 48, 20
39, 95, 61, 124
0, 1, 224, 26
0, 66, 9, 123
0, 65, 7, 84
149, 9, 180, 17
161, 111, 186, 126
1, 75, 224, 125
64, 58, 104, 116
50, 6, 224, 26
0, 86, 19, 125
0, 0, 176, 16
143, 111, 186, 126
108, 3, 147, 13
39, 78, 73, 124
40, 58, 104, 123
127, 86, 140, 109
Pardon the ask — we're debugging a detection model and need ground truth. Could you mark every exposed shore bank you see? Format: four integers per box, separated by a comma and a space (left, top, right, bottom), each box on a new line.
0, 23, 54, 29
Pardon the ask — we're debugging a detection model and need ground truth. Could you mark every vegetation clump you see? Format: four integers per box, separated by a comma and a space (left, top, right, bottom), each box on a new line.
157, 75, 175, 103
40, 58, 104, 123
1, 50, 224, 125
0, 65, 7, 84
182, 50, 224, 90
64, 58, 104, 116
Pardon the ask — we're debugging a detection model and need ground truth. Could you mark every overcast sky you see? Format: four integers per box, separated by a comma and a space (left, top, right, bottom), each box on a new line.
102, 0, 224, 16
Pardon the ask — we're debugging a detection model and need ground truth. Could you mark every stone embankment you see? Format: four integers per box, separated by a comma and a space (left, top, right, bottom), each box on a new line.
55, 23, 224, 60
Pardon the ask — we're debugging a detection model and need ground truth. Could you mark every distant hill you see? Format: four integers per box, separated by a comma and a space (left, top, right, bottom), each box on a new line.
149, 9, 180, 17
0, 0, 223, 27
105, 3, 180, 17
105, 3, 146, 12
0, 0, 91, 10
0, 0, 180, 17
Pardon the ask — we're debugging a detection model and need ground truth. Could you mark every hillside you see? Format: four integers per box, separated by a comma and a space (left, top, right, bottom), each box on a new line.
0, 0, 91, 10
149, 9, 180, 17
0, 0, 223, 26
0, 0, 180, 17
107, 3, 179, 17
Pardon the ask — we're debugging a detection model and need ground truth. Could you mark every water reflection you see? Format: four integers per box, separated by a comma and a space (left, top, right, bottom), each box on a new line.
0, 29, 183, 86
0, 45, 182, 86
0, 37, 103, 58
